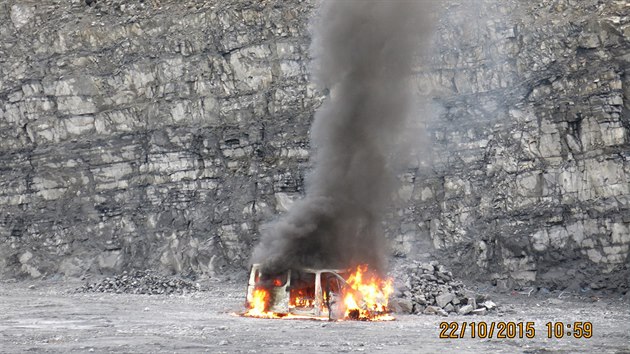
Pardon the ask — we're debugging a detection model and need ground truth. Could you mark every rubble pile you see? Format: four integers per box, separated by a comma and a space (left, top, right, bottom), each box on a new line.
76, 270, 200, 295
391, 261, 497, 316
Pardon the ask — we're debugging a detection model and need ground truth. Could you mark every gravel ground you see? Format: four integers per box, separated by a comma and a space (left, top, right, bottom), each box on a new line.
1, 279, 629, 353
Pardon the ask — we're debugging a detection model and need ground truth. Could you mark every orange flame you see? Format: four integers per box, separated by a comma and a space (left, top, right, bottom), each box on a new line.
343, 265, 394, 321
244, 288, 282, 319
289, 288, 314, 308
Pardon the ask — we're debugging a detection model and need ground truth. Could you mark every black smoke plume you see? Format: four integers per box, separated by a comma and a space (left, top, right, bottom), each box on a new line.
252, 0, 437, 274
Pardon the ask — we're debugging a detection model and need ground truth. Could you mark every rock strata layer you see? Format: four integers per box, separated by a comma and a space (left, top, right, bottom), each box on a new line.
0, 0, 628, 291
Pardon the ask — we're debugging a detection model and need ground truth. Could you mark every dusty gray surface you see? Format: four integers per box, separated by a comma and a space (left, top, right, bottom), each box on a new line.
1, 280, 628, 353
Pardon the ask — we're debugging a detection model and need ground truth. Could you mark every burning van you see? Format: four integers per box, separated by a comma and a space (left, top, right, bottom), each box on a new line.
243, 263, 394, 321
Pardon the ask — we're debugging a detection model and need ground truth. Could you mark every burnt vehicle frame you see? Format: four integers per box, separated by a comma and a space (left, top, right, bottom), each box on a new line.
246, 263, 361, 320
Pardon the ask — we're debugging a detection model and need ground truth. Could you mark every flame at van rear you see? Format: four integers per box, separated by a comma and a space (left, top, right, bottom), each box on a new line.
343, 265, 394, 321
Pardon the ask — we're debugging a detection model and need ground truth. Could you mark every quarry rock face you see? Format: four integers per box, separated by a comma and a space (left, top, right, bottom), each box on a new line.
0, 0, 628, 291
405, 0, 630, 291
0, 0, 317, 279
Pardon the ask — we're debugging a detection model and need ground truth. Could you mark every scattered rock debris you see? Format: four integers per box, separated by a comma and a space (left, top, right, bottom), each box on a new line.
76, 270, 200, 295
391, 261, 497, 316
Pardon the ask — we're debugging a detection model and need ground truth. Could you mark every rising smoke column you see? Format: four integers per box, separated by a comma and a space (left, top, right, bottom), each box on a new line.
252, 0, 436, 274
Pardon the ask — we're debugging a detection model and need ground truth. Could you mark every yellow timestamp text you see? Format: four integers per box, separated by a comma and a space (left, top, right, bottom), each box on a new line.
439, 321, 593, 339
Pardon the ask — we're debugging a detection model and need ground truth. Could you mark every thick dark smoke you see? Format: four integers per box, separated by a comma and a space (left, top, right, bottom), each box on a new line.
251, 0, 437, 274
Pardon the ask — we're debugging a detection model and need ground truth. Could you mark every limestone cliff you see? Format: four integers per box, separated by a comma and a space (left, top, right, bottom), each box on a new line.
405, 0, 629, 291
0, 0, 628, 291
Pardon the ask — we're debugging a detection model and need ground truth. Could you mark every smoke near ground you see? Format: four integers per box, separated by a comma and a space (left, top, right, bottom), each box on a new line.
251, 0, 437, 274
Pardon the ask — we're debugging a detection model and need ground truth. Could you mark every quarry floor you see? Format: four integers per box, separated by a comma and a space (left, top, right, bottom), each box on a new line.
1, 279, 629, 353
